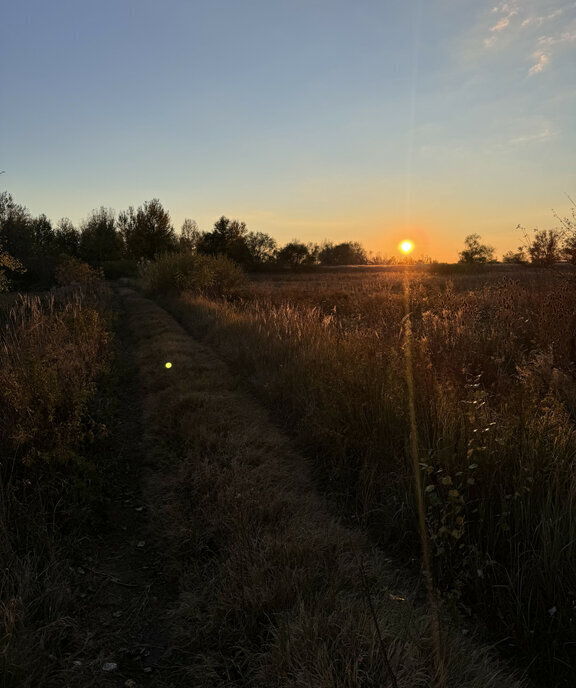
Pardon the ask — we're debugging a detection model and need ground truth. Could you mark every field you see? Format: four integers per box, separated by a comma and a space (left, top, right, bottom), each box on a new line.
2, 263, 575, 686
162, 264, 576, 685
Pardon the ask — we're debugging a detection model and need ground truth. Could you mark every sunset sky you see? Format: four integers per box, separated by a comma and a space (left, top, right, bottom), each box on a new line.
2, 0, 575, 261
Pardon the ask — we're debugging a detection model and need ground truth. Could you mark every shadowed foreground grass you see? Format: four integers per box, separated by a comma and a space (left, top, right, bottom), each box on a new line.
0, 286, 112, 686
121, 286, 522, 687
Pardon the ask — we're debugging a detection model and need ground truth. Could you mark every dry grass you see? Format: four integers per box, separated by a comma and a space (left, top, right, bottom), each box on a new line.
0, 283, 112, 686
157, 266, 576, 685
122, 287, 523, 687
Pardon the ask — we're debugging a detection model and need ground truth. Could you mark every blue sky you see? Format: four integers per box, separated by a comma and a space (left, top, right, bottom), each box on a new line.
2, 0, 575, 260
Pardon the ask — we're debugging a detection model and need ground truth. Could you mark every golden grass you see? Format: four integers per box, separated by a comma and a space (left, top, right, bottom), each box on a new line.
122, 286, 523, 687
156, 267, 576, 685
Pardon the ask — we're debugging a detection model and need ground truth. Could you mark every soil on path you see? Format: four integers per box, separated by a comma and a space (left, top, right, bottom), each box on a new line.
64, 287, 180, 688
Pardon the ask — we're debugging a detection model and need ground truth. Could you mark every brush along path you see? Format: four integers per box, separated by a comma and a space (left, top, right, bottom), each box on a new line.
112, 286, 523, 687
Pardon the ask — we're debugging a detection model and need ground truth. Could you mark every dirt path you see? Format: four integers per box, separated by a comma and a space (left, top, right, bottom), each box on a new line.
63, 285, 523, 687
64, 288, 179, 688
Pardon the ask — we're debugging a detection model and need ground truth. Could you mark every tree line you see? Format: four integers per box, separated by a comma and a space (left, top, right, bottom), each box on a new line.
0, 191, 379, 281
459, 202, 576, 266
2, 189, 576, 290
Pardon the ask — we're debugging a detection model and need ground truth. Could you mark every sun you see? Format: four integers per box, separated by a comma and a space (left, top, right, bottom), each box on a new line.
399, 240, 414, 255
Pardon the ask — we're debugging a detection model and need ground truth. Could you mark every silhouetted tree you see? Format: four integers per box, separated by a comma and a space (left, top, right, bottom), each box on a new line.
31, 214, 54, 255
319, 241, 368, 265
179, 218, 202, 252
0, 191, 34, 260
197, 216, 252, 265
458, 234, 495, 264
276, 241, 315, 268
502, 248, 528, 264
558, 203, 576, 264
80, 207, 124, 262
562, 235, 576, 265
528, 229, 561, 266
119, 199, 176, 259
54, 218, 80, 257
245, 231, 277, 264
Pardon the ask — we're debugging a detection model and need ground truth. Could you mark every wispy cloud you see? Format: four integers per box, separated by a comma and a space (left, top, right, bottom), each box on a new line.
522, 8, 565, 27
509, 127, 555, 145
489, 2, 518, 33
538, 31, 576, 47
481, 1, 576, 76
528, 50, 549, 75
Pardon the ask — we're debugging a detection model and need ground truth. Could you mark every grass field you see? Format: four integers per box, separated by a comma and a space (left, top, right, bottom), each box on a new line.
3, 262, 574, 686
161, 264, 576, 686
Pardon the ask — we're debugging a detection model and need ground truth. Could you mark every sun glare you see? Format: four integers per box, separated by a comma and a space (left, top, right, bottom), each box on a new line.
399, 240, 414, 255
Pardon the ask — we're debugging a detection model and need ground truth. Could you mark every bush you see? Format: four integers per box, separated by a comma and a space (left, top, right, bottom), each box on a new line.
55, 256, 102, 288
139, 251, 245, 296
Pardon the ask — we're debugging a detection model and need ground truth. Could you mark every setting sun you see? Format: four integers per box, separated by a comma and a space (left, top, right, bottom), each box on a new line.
399, 240, 414, 255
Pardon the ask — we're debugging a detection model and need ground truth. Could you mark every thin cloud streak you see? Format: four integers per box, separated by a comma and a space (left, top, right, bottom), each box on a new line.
509, 128, 555, 145
528, 51, 549, 75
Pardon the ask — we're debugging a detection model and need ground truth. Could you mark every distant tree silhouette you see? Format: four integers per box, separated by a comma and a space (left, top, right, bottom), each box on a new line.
245, 231, 277, 264
0, 191, 34, 260
179, 218, 202, 252
197, 216, 253, 265
80, 207, 124, 262
276, 241, 316, 268
458, 234, 495, 264
528, 229, 561, 266
318, 241, 367, 265
562, 234, 576, 265
502, 247, 528, 264
54, 218, 80, 257
558, 201, 576, 264
31, 214, 54, 255
119, 199, 176, 259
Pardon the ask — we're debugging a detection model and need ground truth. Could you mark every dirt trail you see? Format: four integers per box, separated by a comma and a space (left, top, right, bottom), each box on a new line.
62, 285, 523, 687
65, 287, 179, 688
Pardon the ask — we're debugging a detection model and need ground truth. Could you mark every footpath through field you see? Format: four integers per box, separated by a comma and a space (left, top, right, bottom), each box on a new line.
75, 285, 524, 687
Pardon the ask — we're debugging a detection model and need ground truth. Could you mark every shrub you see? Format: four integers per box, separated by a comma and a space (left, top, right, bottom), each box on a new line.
54, 256, 102, 288
139, 251, 245, 296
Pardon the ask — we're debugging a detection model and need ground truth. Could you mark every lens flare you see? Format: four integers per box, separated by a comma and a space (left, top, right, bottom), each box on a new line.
165, 362, 172, 369
399, 240, 414, 254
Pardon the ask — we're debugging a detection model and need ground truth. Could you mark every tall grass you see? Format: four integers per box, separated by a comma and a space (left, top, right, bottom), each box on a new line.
125, 288, 522, 687
164, 268, 576, 685
0, 284, 111, 685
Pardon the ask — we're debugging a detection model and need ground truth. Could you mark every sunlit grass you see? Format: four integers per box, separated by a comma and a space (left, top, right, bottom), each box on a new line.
163, 266, 576, 685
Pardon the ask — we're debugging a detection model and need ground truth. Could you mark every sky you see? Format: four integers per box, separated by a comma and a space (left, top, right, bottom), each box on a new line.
1, 0, 575, 261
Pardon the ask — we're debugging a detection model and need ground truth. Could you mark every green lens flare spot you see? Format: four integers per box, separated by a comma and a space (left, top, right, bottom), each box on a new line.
165, 362, 172, 369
